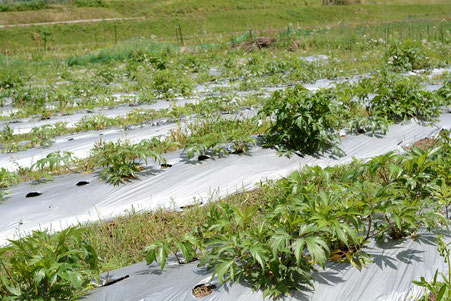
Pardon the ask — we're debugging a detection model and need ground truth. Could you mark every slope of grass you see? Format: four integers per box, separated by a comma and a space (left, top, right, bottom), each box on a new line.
0, 0, 449, 55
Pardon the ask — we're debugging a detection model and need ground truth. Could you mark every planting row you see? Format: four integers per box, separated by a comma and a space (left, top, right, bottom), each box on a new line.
0, 133, 449, 300
0, 38, 448, 121
0, 72, 449, 193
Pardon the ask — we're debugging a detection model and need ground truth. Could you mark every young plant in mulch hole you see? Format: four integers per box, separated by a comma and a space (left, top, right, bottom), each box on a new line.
145, 233, 201, 269
231, 136, 256, 154
259, 86, 344, 157
185, 142, 224, 161
192, 283, 216, 298
92, 139, 166, 186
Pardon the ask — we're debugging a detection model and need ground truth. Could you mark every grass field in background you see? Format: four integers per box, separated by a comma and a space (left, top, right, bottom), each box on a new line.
0, 0, 449, 57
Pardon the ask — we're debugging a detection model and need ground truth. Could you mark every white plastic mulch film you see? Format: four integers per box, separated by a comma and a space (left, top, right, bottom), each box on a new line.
1, 112, 450, 247
81, 233, 449, 301
0, 68, 449, 300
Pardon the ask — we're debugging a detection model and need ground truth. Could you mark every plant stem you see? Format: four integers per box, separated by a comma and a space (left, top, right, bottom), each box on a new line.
365, 214, 372, 240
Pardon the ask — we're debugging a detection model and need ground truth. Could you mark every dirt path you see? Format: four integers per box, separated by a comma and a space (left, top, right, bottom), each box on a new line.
0, 16, 145, 28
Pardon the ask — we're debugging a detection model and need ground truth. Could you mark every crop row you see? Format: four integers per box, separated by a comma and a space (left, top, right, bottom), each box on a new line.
0, 132, 449, 299
0, 93, 260, 152
0, 39, 447, 121
0, 72, 449, 190
1, 70, 448, 154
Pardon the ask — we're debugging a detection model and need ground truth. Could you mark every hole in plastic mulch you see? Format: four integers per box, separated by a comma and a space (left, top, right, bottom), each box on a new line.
102, 275, 130, 287
180, 202, 203, 210
357, 128, 366, 134
232, 148, 245, 154
192, 283, 216, 299
198, 155, 210, 161
161, 163, 172, 169
26, 192, 42, 198
76, 181, 90, 187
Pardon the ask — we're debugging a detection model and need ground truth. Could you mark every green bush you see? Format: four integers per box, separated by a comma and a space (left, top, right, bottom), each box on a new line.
386, 41, 430, 71
260, 86, 341, 156
363, 74, 443, 122
0, 71, 23, 91
70, 0, 104, 7
0, 167, 17, 201
0, 0, 48, 12
184, 117, 258, 159
150, 69, 193, 100
93, 139, 166, 185
146, 136, 449, 298
0, 226, 99, 300
31, 151, 75, 173
436, 81, 450, 105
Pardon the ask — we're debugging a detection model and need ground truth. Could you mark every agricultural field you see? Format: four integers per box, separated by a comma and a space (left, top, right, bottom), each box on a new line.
0, 0, 450, 300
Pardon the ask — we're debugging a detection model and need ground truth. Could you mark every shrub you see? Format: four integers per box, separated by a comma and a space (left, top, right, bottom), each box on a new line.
260, 86, 341, 156
0, 168, 17, 189
70, 0, 104, 7
353, 72, 444, 123
146, 138, 449, 298
386, 41, 429, 71
150, 69, 193, 100
0, 0, 48, 12
93, 139, 166, 185
31, 151, 75, 173
0, 71, 23, 90
364, 75, 443, 122
0, 226, 99, 300
436, 81, 450, 105
0, 167, 17, 201
183, 117, 258, 159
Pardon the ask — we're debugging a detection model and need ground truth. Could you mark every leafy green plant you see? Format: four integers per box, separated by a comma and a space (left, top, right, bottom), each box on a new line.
30, 123, 68, 148
260, 86, 342, 156
0, 168, 17, 189
183, 117, 258, 159
76, 115, 120, 131
0, 168, 18, 201
93, 139, 166, 185
151, 69, 193, 100
386, 40, 429, 71
0, 125, 14, 142
145, 137, 449, 298
358, 74, 444, 122
413, 236, 451, 301
145, 233, 201, 269
436, 81, 450, 105
0, 226, 99, 301
70, 0, 105, 8
31, 151, 76, 173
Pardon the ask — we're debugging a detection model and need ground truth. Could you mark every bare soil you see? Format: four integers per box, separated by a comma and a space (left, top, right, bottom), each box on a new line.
192, 284, 216, 298
233, 37, 276, 50
405, 137, 437, 151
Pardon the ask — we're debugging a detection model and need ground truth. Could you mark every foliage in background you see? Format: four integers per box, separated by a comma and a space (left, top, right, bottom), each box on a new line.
386, 40, 430, 72
0, 0, 48, 12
